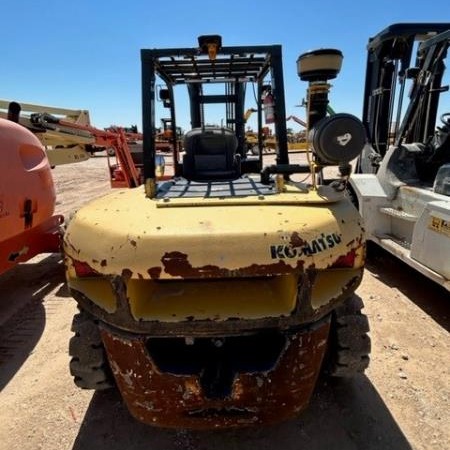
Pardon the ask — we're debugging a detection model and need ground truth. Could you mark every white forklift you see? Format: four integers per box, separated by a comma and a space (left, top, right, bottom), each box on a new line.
349, 23, 450, 291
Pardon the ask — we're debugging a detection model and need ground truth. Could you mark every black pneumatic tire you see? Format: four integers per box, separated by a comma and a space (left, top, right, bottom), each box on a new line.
69, 310, 115, 390
326, 295, 371, 377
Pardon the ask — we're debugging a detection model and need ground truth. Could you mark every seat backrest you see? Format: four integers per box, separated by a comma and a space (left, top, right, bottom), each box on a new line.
183, 127, 240, 181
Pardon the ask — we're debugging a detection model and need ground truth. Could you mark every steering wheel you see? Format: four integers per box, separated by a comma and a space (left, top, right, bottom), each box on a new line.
440, 112, 450, 127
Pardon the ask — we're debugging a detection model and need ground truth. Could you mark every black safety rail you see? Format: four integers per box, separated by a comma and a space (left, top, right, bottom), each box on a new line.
140, 42, 289, 182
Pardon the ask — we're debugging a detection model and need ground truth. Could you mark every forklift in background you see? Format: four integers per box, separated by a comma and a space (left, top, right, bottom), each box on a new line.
349, 23, 450, 291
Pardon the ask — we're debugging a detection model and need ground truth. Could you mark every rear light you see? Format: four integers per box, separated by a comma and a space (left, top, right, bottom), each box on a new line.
73, 260, 100, 277
330, 250, 356, 268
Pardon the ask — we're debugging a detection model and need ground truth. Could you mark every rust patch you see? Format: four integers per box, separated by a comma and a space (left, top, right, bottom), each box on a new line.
147, 267, 162, 279
161, 251, 302, 278
290, 232, 306, 248
121, 268, 133, 280
101, 319, 330, 429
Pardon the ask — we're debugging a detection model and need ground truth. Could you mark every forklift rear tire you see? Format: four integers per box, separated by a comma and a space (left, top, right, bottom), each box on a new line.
69, 309, 115, 390
325, 294, 371, 377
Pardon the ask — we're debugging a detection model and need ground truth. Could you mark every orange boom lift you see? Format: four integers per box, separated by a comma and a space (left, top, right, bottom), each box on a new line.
0, 104, 63, 275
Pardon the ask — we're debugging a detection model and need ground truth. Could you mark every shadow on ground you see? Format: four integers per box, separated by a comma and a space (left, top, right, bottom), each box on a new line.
0, 253, 66, 390
366, 243, 450, 331
72, 375, 412, 450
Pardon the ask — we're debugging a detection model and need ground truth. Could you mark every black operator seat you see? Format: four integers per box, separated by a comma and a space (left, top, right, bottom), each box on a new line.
182, 127, 241, 181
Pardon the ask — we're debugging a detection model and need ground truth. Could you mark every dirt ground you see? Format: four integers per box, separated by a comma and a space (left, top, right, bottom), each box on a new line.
0, 154, 448, 450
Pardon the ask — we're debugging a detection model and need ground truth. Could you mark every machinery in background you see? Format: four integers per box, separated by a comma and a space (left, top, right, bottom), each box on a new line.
0, 107, 62, 275
64, 35, 370, 429
0, 100, 92, 166
0, 99, 151, 188
23, 111, 142, 188
349, 23, 450, 291
286, 114, 307, 128
156, 118, 184, 153
245, 125, 277, 154
286, 115, 308, 151
246, 113, 308, 155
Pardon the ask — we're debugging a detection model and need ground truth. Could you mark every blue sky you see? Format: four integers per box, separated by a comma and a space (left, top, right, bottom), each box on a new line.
2, 1, 450, 132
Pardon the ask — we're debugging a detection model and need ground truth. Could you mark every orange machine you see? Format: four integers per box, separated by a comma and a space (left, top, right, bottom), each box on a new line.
0, 115, 63, 275
27, 112, 143, 188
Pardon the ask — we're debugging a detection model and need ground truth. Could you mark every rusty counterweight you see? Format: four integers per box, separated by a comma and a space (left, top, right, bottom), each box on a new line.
101, 317, 330, 429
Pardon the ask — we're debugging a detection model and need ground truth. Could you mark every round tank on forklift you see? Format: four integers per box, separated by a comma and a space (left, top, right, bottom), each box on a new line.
296, 48, 343, 82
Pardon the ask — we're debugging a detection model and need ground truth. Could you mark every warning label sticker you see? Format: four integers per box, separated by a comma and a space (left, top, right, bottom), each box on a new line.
428, 216, 450, 237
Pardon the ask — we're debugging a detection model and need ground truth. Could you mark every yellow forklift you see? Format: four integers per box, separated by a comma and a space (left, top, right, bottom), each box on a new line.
64, 35, 370, 428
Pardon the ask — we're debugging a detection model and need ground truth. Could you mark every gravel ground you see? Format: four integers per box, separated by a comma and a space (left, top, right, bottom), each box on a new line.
0, 154, 448, 450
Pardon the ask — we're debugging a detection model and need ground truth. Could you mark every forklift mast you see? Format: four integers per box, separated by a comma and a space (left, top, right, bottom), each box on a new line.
362, 23, 450, 159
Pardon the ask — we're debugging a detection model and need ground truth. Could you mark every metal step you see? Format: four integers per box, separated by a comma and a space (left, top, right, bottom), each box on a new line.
376, 233, 412, 250
371, 235, 449, 290
379, 207, 417, 222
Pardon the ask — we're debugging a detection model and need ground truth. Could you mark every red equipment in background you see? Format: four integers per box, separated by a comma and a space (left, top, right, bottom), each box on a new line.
28, 113, 142, 189
0, 116, 63, 275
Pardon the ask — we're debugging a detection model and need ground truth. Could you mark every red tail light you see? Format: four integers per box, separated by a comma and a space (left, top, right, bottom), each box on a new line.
73, 260, 100, 277
330, 250, 356, 268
